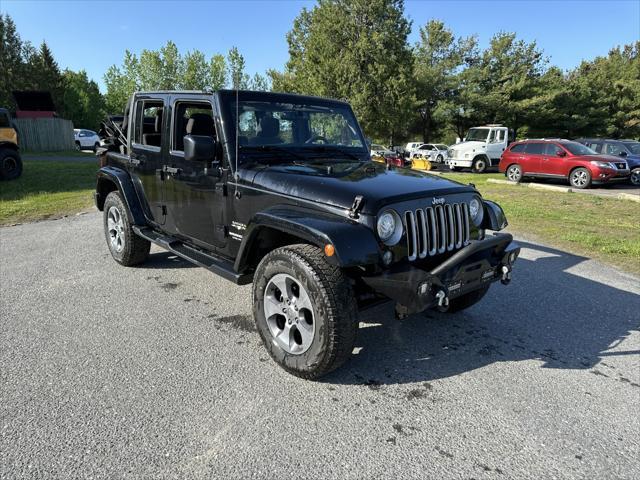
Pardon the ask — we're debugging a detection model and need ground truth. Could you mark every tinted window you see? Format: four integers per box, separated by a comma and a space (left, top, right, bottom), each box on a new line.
0, 112, 10, 128
560, 142, 597, 155
420, 145, 434, 150
586, 142, 602, 153
510, 144, 526, 153
604, 143, 624, 155
544, 143, 561, 156
622, 142, 640, 154
525, 143, 545, 155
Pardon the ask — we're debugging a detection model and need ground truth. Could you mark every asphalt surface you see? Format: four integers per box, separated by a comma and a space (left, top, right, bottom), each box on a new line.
1, 212, 639, 479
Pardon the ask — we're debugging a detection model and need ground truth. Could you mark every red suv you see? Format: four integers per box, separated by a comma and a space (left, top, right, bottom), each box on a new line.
499, 139, 630, 189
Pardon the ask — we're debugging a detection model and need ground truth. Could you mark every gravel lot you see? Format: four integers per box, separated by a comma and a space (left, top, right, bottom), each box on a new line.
1, 212, 639, 479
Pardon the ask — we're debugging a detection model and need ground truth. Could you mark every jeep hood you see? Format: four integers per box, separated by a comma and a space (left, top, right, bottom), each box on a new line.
247, 162, 475, 214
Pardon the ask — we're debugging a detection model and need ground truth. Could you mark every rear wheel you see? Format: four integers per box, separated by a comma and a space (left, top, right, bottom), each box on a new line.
630, 168, 640, 186
0, 148, 22, 180
441, 285, 491, 313
253, 244, 358, 380
569, 167, 591, 189
436, 154, 443, 163
75, 141, 81, 151
472, 156, 488, 173
506, 164, 523, 183
103, 191, 150, 266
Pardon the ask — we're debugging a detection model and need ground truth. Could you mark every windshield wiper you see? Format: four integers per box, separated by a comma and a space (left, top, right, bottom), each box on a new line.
239, 145, 306, 161
307, 145, 363, 161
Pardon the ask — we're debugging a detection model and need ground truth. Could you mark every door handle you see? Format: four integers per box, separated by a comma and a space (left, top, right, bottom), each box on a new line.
162, 166, 181, 175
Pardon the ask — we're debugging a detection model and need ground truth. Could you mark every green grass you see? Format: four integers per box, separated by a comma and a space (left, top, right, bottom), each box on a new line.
441, 172, 640, 275
0, 160, 96, 225
23, 150, 93, 157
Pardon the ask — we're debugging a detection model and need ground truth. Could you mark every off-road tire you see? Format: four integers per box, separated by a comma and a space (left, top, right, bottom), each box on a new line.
0, 148, 22, 180
442, 285, 491, 313
252, 244, 358, 380
569, 167, 591, 189
630, 168, 640, 186
103, 191, 150, 266
472, 156, 488, 173
506, 164, 523, 183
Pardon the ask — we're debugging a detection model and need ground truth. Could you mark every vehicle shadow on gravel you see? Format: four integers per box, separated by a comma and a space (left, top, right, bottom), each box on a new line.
325, 241, 640, 386
138, 251, 198, 269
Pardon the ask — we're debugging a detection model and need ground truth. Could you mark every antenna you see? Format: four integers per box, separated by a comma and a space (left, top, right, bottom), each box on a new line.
234, 75, 240, 199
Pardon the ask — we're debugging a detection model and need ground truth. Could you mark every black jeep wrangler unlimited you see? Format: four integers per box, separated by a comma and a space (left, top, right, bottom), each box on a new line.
95, 90, 519, 379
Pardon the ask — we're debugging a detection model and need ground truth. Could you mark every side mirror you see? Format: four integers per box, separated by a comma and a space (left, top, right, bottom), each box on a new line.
619, 151, 628, 157
557, 150, 566, 157
184, 135, 216, 163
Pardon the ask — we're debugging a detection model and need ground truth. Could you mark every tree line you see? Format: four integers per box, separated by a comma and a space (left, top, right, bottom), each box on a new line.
2, 2, 639, 142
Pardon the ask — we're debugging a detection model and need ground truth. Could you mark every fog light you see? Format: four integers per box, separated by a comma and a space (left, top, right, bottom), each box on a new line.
382, 250, 393, 266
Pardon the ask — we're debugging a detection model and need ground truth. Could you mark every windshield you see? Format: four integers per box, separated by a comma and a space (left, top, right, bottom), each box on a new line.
561, 142, 597, 156
221, 95, 367, 163
622, 142, 640, 154
465, 128, 489, 142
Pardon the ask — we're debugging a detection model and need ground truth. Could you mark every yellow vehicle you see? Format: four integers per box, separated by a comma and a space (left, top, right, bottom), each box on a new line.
371, 153, 386, 164
0, 108, 22, 180
411, 156, 433, 171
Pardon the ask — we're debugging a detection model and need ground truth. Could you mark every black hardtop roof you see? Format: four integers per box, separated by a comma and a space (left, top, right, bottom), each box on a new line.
134, 89, 349, 105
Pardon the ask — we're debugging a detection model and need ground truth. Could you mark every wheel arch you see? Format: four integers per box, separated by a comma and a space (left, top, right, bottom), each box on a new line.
235, 206, 381, 274
95, 167, 146, 225
0, 141, 19, 152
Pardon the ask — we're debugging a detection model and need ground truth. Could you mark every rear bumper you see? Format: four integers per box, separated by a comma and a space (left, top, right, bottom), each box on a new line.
361, 233, 519, 314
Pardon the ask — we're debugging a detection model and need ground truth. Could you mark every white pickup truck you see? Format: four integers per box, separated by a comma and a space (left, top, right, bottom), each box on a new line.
447, 125, 514, 173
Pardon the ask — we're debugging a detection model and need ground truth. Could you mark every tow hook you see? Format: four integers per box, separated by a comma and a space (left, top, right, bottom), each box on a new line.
436, 290, 449, 309
500, 265, 512, 285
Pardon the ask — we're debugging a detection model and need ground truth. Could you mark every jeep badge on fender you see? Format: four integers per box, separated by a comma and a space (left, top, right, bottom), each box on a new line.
94, 89, 520, 380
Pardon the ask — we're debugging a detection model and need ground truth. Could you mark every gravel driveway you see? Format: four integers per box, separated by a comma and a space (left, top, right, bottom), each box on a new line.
1, 213, 638, 479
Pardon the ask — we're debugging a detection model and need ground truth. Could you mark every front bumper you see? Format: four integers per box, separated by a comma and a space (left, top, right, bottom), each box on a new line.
362, 233, 519, 314
448, 158, 473, 168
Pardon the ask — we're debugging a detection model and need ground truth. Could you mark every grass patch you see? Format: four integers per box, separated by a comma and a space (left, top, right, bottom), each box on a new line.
23, 150, 92, 157
0, 160, 97, 225
441, 172, 640, 275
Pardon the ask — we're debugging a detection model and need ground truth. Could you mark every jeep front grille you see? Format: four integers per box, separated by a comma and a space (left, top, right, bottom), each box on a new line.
404, 203, 471, 261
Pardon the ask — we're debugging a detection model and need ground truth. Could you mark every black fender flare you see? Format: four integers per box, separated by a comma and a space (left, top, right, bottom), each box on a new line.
482, 200, 508, 231
96, 166, 146, 225
234, 205, 381, 272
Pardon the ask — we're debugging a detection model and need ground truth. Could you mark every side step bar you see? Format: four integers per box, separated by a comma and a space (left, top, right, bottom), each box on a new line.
132, 226, 253, 285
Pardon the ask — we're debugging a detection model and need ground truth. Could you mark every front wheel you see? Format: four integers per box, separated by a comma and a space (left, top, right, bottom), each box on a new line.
103, 191, 150, 266
569, 168, 591, 189
93, 142, 100, 153
253, 244, 358, 380
630, 168, 640, 186
506, 164, 523, 183
75, 141, 81, 151
472, 157, 488, 173
0, 149, 22, 180
441, 285, 491, 313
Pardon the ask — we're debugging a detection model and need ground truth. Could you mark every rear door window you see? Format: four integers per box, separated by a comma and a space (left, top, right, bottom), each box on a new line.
524, 143, 545, 155
133, 100, 164, 147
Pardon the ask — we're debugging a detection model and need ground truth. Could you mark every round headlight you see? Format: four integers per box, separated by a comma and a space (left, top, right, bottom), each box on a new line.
469, 197, 484, 226
376, 210, 403, 245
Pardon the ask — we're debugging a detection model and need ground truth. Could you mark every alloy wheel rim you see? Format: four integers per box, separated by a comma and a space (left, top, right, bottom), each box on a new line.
508, 166, 520, 181
107, 206, 125, 253
264, 273, 315, 355
572, 170, 588, 186
631, 170, 640, 185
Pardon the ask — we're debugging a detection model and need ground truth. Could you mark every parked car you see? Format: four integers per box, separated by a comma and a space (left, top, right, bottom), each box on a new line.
0, 107, 22, 180
370, 143, 394, 157
448, 125, 514, 173
575, 138, 640, 186
410, 143, 449, 163
95, 89, 519, 379
499, 139, 629, 189
74, 129, 101, 152
404, 141, 423, 154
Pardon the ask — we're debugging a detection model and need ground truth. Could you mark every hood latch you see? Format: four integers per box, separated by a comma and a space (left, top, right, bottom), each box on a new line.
349, 195, 365, 219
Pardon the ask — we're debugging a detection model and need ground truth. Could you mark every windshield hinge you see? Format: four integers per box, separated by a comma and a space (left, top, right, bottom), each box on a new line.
349, 195, 365, 219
